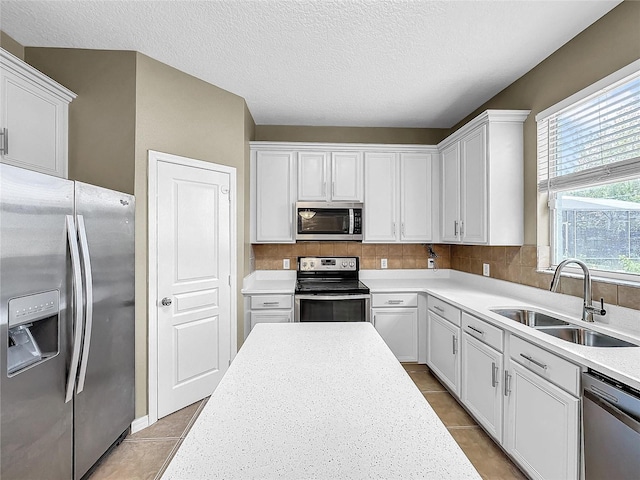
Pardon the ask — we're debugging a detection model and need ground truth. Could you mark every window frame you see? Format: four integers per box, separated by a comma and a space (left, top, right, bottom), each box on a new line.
537, 59, 640, 284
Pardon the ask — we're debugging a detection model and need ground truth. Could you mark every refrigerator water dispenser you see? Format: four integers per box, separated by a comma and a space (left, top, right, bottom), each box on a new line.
7, 290, 60, 375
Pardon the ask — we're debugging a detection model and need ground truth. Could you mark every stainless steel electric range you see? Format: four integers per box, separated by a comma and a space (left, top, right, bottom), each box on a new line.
294, 256, 370, 322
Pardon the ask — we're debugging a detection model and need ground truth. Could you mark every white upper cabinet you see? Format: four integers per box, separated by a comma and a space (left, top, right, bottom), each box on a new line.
438, 110, 529, 245
400, 153, 432, 242
297, 151, 328, 201
363, 150, 434, 243
297, 150, 362, 202
331, 152, 363, 201
0, 48, 76, 178
364, 152, 396, 242
252, 150, 296, 243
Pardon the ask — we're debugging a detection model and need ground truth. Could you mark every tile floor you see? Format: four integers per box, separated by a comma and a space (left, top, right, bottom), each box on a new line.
88, 364, 526, 479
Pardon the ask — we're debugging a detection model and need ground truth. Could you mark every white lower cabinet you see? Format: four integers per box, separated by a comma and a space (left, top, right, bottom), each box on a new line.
504, 361, 580, 480
244, 294, 294, 338
373, 308, 418, 362
461, 333, 503, 442
427, 310, 460, 397
250, 310, 292, 330
372, 293, 418, 362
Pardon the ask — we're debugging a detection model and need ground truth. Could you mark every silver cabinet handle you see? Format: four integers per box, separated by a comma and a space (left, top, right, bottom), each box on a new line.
392, 222, 396, 236
161, 297, 172, 306
452, 335, 458, 355
401, 222, 405, 237
520, 353, 548, 370
75, 215, 93, 394
504, 370, 511, 396
386, 300, 404, 305
454, 220, 458, 236
65, 215, 84, 404
373, 315, 376, 327
0, 128, 7, 155
466, 325, 484, 336
460, 221, 464, 235
262, 301, 280, 306
433, 305, 445, 313
491, 362, 499, 388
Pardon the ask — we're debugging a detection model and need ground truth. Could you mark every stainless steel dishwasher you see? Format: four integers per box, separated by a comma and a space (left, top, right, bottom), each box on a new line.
582, 371, 640, 479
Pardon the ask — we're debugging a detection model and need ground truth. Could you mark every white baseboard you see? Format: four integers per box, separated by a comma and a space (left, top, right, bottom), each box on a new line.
130, 415, 150, 434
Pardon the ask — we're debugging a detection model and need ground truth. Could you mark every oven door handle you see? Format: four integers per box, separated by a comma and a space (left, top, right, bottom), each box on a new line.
295, 294, 371, 301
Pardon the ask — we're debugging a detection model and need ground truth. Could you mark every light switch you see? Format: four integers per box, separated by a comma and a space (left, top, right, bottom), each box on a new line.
381, 258, 388, 269
283, 259, 290, 269
483, 263, 490, 276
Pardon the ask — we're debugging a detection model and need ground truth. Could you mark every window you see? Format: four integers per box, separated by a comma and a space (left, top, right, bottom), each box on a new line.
537, 60, 640, 280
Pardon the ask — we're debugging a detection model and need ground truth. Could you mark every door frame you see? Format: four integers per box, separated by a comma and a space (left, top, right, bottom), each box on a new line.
147, 150, 237, 426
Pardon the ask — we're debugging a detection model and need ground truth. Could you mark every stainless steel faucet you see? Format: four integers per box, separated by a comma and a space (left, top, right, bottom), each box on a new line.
549, 258, 606, 322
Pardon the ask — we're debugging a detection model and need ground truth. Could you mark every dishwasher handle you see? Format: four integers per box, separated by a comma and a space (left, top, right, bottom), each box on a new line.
584, 389, 640, 435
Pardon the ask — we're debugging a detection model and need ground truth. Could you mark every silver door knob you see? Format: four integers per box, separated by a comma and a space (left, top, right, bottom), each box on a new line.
161, 297, 172, 306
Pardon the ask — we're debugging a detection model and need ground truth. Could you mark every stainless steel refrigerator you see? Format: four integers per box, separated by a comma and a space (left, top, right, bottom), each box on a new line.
0, 163, 135, 479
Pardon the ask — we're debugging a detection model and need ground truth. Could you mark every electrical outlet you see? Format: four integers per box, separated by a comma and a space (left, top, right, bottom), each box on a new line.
428, 258, 435, 269
283, 259, 290, 270
483, 263, 490, 276
381, 258, 388, 269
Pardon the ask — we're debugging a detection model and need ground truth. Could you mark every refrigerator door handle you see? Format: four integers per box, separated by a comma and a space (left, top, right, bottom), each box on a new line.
65, 215, 85, 403
76, 215, 93, 394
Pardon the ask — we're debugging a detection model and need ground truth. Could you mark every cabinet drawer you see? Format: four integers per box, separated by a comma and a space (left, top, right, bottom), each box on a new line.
428, 296, 461, 326
462, 312, 504, 352
372, 293, 417, 308
510, 335, 580, 396
250, 295, 292, 310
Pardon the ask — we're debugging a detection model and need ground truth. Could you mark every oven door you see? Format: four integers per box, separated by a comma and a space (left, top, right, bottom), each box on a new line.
294, 295, 371, 322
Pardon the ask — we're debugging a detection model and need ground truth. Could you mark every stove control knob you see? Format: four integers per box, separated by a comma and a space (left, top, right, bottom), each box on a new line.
342, 261, 348, 267
349, 261, 355, 267
310, 262, 315, 268
302, 262, 308, 269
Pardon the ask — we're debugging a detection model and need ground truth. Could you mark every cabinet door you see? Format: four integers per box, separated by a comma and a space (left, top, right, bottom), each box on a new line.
331, 152, 363, 201
427, 311, 460, 396
297, 151, 328, 201
399, 153, 432, 242
363, 152, 397, 242
460, 125, 487, 243
1, 69, 69, 178
440, 143, 460, 242
505, 361, 579, 480
250, 310, 292, 331
255, 151, 295, 243
461, 333, 503, 442
373, 308, 418, 362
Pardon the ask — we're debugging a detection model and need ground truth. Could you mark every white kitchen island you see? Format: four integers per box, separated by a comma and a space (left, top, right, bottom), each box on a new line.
162, 323, 481, 479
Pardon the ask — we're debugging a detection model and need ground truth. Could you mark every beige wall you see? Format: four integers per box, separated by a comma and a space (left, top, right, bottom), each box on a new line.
1, 31, 24, 60
255, 125, 448, 145
22, 47, 251, 418
134, 53, 249, 416
24, 48, 137, 194
449, 0, 640, 247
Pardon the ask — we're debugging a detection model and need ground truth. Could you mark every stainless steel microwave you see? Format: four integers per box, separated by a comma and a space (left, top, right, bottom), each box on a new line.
295, 202, 363, 241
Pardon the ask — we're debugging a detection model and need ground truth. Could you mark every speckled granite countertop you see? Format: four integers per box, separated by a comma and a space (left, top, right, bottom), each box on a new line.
162, 323, 481, 480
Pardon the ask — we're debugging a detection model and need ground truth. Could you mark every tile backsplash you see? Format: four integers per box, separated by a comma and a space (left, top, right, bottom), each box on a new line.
252, 242, 639, 310
252, 243, 451, 271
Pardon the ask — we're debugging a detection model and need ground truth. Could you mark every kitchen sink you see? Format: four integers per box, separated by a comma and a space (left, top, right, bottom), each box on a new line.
536, 327, 638, 348
490, 308, 570, 327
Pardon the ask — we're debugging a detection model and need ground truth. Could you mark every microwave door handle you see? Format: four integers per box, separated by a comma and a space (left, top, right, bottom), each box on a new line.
349, 209, 354, 235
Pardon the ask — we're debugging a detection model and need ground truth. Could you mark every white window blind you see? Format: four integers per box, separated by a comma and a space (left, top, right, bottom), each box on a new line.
538, 70, 640, 193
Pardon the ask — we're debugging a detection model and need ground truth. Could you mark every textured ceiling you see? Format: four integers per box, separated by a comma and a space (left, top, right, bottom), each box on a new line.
0, 1, 621, 128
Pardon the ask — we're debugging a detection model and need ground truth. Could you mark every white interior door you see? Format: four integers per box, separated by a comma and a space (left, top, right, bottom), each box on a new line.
156, 159, 231, 418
